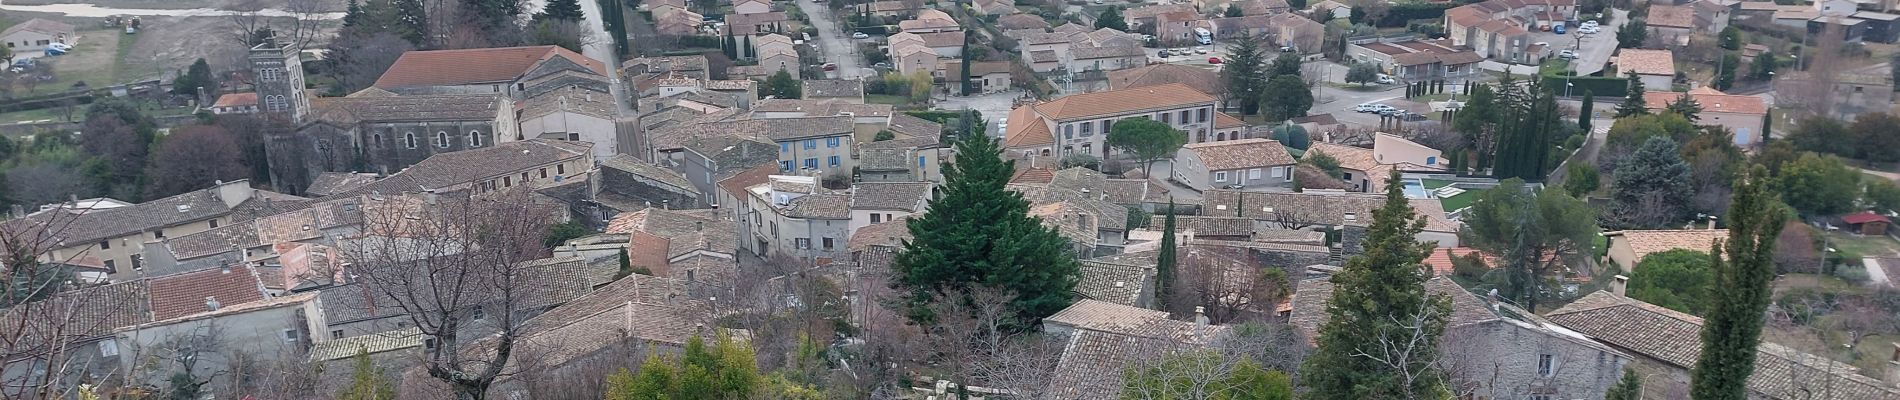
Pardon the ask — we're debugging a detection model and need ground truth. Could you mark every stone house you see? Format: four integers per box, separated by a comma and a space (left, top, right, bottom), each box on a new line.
858, 135, 947, 183
1641, 88, 1768, 147
4, 180, 302, 283
1170, 138, 1296, 192
1, 18, 76, 55
846, 182, 933, 238
1602, 229, 1728, 270
211, 93, 259, 115
1293, 277, 1634, 400
1003, 83, 1219, 159
740, 175, 852, 262
734, 0, 773, 14
114, 291, 327, 390
801, 79, 866, 103
939, 60, 1014, 93
1613, 49, 1677, 91
1201, 189, 1461, 247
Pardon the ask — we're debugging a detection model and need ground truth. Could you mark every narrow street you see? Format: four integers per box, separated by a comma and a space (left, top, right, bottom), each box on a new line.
575, 0, 638, 116
796, 0, 864, 79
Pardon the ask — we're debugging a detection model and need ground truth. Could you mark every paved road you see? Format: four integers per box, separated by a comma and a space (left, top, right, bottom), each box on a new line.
1570, 9, 1628, 76
797, 0, 863, 79
574, 0, 636, 116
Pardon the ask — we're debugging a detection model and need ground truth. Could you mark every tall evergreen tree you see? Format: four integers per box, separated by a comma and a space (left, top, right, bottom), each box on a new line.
1578, 90, 1595, 132
1689, 166, 1784, 400
1221, 33, 1267, 115
540, 0, 586, 21
392, 0, 428, 45
1605, 368, 1643, 400
343, 0, 363, 27
1300, 172, 1452, 399
1615, 73, 1649, 117
892, 133, 1080, 327
960, 34, 975, 96
1097, 6, 1127, 30
1155, 200, 1178, 309
1609, 137, 1694, 228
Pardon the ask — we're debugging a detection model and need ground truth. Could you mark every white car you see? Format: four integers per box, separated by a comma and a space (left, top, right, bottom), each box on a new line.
1558, 49, 1578, 59
1375, 74, 1396, 84
1354, 103, 1379, 112
851, 32, 870, 39
1194, 47, 1209, 54
1581, 20, 1599, 28
1578, 25, 1599, 34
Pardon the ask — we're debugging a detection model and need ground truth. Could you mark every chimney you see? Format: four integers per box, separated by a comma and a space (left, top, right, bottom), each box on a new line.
221, 264, 232, 274
205, 296, 221, 311
1706, 217, 1718, 230
1486, 288, 1500, 310
1612, 275, 1630, 296
1193, 306, 1209, 326
424, 189, 438, 205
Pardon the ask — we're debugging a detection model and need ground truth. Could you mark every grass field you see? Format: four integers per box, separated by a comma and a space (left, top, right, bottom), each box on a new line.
1824, 230, 1900, 259
28, 29, 126, 95
0, 108, 67, 125
1422, 179, 1480, 211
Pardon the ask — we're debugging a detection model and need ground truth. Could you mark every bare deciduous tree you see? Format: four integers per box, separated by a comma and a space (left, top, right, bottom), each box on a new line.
0, 209, 129, 399
1165, 248, 1289, 324
227, 0, 273, 47
340, 188, 558, 400
1350, 304, 1450, 400
285, 0, 333, 50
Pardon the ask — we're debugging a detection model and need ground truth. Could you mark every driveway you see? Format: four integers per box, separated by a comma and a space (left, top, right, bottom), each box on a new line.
1568, 8, 1627, 76
796, 0, 864, 79
937, 90, 1024, 136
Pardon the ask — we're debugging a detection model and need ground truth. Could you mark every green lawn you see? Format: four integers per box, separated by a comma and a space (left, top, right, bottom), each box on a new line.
1823, 230, 1900, 259
865, 94, 911, 106
1539, 58, 1572, 76
1439, 191, 1478, 212
1422, 178, 1454, 189
0, 108, 66, 125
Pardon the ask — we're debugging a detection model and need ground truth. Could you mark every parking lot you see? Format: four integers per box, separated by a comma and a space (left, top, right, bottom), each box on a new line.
1528, 9, 1628, 76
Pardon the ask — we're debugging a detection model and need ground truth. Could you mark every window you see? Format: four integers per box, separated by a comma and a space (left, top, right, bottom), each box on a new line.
780, 161, 794, 172
1273, 166, 1287, 179
1214, 171, 1228, 182
99, 241, 110, 250
372, 133, 382, 146
557, 164, 565, 175
1426, 156, 1437, 165
208, 218, 219, 228
828, 156, 840, 167
918, 156, 926, 167
435, 131, 450, 148
1160, 112, 1171, 124
1102, 119, 1114, 131
1530, 396, 1551, 400
469, 131, 484, 147
1179, 110, 1190, 123
822, 237, 834, 250
827, 137, 840, 147
1537, 354, 1555, 377
265, 95, 286, 112
1216, 132, 1225, 141
781, 142, 791, 152
795, 238, 811, 249
1198, 108, 1209, 123
803, 139, 817, 149
130, 255, 142, 271
804, 158, 818, 169
1248, 168, 1262, 179
472, 306, 486, 321
154, 229, 165, 239
260, 68, 279, 81
1080, 121, 1093, 135
331, 330, 344, 339
281, 329, 299, 343
521, 172, 531, 182
567, 132, 580, 141
98, 339, 119, 357
872, 214, 883, 223
1064, 124, 1074, 139
540, 168, 549, 178
405, 132, 418, 149
104, 260, 116, 272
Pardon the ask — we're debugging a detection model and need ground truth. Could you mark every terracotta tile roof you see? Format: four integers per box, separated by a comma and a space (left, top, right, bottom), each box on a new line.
1011, 166, 1057, 184
1213, 112, 1246, 129
308, 93, 506, 125
1289, 276, 1497, 343
1046, 299, 1227, 342
852, 182, 933, 211
1845, 211, 1892, 225
1107, 64, 1222, 95
307, 172, 381, 197
1049, 330, 1201, 399
1606, 229, 1729, 262
1549, 291, 1900, 400
1420, 247, 1498, 276
1148, 215, 1255, 237
1202, 190, 1459, 232
2, 182, 300, 247
1182, 138, 1295, 170
801, 79, 864, 98
1004, 104, 1055, 148
885, 114, 944, 139
308, 327, 424, 362
1077, 259, 1154, 307
849, 216, 914, 252
213, 92, 258, 108
1303, 142, 1379, 172
716, 164, 777, 201
1126, 3, 1198, 19
0, 280, 151, 355
604, 208, 736, 259
600, 155, 695, 191
1028, 201, 1102, 245
1030, 83, 1216, 120
786, 193, 853, 219
1648, 4, 1697, 28
373, 46, 605, 89
1615, 49, 1676, 77
941, 60, 1014, 76
998, 13, 1052, 29
148, 266, 270, 321
1641, 89, 1768, 115
331, 140, 589, 198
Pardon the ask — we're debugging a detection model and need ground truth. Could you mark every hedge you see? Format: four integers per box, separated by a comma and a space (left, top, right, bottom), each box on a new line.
1538, 75, 1630, 97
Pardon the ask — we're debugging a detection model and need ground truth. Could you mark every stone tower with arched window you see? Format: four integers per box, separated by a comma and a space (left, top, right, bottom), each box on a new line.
248, 38, 309, 124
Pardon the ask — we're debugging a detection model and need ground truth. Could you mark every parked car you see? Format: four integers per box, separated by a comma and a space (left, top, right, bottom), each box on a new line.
822, 63, 838, 71
1157, 50, 1171, 58
1581, 20, 1599, 28
1379, 108, 1406, 116
1554, 24, 1566, 34
1399, 112, 1429, 122
1194, 47, 1209, 54
1558, 49, 1578, 59
851, 32, 870, 39
1578, 25, 1598, 34
1207, 57, 1222, 64
1354, 103, 1381, 112
1375, 74, 1396, 84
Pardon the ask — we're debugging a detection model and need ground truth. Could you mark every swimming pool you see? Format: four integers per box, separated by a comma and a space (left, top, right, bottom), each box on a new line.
1402, 179, 1429, 198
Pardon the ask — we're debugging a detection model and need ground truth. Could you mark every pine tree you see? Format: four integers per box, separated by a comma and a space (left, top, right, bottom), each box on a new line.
1300, 172, 1452, 399
1615, 73, 1649, 117
392, 0, 428, 45
1578, 90, 1595, 132
1609, 137, 1694, 228
1605, 368, 1643, 400
540, 0, 586, 21
344, 0, 363, 27
892, 133, 1080, 326
1155, 200, 1178, 309
337, 350, 395, 400
1221, 32, 1267, 115
1689, 166, 1784, 400
1097, 6, 1127, 30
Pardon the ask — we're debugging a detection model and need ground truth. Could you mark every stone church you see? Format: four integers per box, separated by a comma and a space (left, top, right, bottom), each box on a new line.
250, 41, 620, 195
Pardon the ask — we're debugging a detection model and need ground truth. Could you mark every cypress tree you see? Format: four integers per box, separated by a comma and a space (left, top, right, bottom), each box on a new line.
1605, 368, 1643, 400
960, 35, 974, 96
1156, 200, 1178, 309
892, 133, 1080, 327
1300, 172, 1452, 399
1579, 90, 1595, 132
391, 0, 427, 45
1689, 166, 1785, 400
337, 350, 395, 400
540, 0, 586, 22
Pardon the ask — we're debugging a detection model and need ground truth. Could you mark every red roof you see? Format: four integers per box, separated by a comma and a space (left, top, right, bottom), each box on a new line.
373, 46, 606, 89
1421, 247, 1495, 276
148, 265, 268, 321
213, 92, 258, 108
1844, 211, 1892, 225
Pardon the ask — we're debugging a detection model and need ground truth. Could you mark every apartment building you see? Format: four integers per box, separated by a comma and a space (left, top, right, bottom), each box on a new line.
1002, 83, 1219, 159
739, 175, 851, 262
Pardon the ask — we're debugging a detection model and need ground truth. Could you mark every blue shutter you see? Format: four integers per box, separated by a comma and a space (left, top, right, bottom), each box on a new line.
780, 142, 790, 152
780, 161, 793, 172
827, 137, 840, 147
1426, 156, 1437, 165
805, 158, 818, 169
918, 156, 926, 167
829, 156, 840, 166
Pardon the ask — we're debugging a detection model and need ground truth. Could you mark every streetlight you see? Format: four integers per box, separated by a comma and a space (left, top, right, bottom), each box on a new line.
1565, 80, 1575, 98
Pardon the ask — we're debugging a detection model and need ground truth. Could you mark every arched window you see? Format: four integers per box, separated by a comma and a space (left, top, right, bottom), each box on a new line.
404, 132, 418, 149
265, 95, 286, 112
468, 131, 483, 147
371, 133, 382, 146
435, 131, 450, 148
